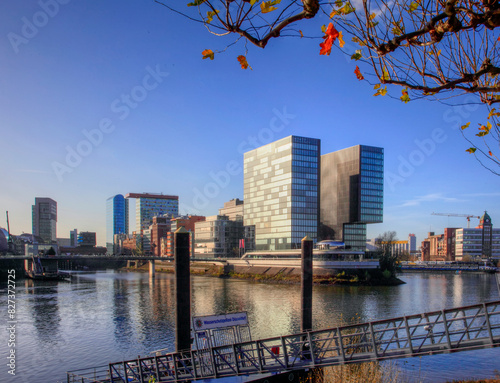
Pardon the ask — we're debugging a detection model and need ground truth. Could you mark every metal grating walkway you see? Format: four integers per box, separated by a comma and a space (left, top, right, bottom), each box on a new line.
67, 300, 500, 383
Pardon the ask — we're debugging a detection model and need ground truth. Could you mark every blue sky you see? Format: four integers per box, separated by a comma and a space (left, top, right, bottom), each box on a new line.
1, 0, 499, 247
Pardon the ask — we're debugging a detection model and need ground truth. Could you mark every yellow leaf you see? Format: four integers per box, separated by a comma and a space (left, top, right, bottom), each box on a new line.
338, 31, 345, 48
382, 68, 390, 81
460, 122, 470, 130
299, 30, 304, 38
400, 87, 410, 103
202, 49, 214, 60
374, 84, 381, 90
466, 147, 477, 154
206, 9, 219, 23
321, 24, 327, 33
374, 86, 387, 96
409, 1, 419, 12
261, 0, 281, 14
250, 0, 258, 5
369, 12, 376, 20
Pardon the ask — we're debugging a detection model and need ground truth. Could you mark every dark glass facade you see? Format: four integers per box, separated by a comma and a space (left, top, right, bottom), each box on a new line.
320, 145, 383, 251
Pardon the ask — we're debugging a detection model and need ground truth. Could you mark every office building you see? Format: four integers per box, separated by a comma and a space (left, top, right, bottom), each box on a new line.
320, 145, 383, 250
244, 135, 320, 250
126, 193, 178, 233
32, 197, 57, 243
150, 216, 171, 257
194, 215, 244, 258
106, 194, 129, 255
455, 212, 500, 260
219, 199, 244, 221
78, 232, 97, 247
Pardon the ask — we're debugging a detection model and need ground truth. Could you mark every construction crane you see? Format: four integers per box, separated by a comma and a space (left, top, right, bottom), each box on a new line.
6, 211, 14, 253
431, 212, 480, 228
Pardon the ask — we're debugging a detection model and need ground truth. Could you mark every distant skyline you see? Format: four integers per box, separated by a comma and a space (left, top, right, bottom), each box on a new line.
1, 1, 499, 247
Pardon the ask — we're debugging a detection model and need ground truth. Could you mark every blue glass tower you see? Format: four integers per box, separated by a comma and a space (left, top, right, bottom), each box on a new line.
106, 194, 129, 255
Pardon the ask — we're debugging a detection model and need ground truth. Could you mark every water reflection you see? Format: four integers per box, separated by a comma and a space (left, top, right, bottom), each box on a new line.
1, 271, 499, 383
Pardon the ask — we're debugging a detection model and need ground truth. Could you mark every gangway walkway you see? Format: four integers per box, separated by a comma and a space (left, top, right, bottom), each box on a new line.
67, 300, 500, 383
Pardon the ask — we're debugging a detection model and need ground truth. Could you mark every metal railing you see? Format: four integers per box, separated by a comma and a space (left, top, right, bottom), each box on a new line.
68, 300, 500, 383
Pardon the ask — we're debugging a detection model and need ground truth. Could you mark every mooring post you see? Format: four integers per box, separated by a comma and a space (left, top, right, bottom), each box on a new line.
301, 235, 313, 333
175, 227, 191, 352
149, 260, 155, 279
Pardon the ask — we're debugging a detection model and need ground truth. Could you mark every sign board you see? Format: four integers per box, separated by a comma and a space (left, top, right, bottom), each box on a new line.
192, 312, 248, 331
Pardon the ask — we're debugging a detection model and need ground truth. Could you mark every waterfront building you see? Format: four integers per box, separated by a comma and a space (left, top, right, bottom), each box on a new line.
32, 197, 57, 243
244, 135, 321, 250
194, 215, 244, 258
150, 216, 171, 257
70, 229, 78, 247
78, 232, 97, 247
320, 145, 384, 251
455, 212, 500, 260
126, 193, 178, 233
106, 194, 129, 255
219, 199, 244, 221
0, 228, 8, 254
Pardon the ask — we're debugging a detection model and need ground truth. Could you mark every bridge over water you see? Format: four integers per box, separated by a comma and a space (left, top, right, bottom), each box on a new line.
68, 299, 500, 383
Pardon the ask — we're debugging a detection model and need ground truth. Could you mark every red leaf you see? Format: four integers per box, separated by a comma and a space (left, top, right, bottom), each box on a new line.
354, 66, 364, 80
320, 23, 339, 56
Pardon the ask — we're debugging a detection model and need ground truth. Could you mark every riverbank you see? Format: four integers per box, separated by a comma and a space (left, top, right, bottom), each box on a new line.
127, 261, 405, 286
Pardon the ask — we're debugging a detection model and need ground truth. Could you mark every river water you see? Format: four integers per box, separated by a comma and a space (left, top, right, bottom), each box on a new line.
1, 271, 499, 383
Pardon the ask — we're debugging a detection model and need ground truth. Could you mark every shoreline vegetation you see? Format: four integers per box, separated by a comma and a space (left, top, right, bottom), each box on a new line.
127, 261, 405, 286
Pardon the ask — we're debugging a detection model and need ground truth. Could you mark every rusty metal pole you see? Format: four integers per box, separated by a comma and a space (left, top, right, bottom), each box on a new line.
301, 235, 313, 333
175, 227, 191, 352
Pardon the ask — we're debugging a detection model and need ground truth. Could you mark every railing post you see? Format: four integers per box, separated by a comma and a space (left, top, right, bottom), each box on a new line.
369, 322, 379, 358
441, 310, 452, 350
404, 316, 414, 354
483, 303, 495, 346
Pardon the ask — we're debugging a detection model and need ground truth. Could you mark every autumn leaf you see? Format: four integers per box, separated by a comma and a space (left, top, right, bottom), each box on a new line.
374, 84, 381, 90
374, 86, 387, 96
466, 147, 477, 154
488, 108, 499, 119
188, 0, 207, 6
338, 31, 345, 48
202, 49, 214, 60
461, 122, 470, 130
382, 68, 390, 81
352, 36, 366, 46
299, 30, 303, 38
351, 50, 362, 60
321, 24, 327, 33
400, 87, 410, 103
409, 1, 419, 12
250, 0, 258, 5
206, 10, 219, 23
354, 66, 364, 80
319, 23, 339, 56
237, 55, 252, 70
261, 0, 281, 14
489, 151, 493, 156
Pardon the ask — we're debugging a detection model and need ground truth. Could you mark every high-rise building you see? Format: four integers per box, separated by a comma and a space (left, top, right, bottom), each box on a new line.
126, 193, 178, 233
320, 145, 383, 250
243, 135, 320, 250
32, 197, 57, 243
106, 194, 129, 255
219, 199, 244, 221
78, 232, 97, 247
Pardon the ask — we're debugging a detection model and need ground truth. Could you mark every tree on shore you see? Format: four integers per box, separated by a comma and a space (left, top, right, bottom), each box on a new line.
154, 0, 499, 174
375, 231, 400, 276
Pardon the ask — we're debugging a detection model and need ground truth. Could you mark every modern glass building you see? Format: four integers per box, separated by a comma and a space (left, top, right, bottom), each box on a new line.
244, 135, 320, 250
125, 193, 179, 233
32, 197, 57, 243
106, 194, 129, 255
320, 145, 383, 250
